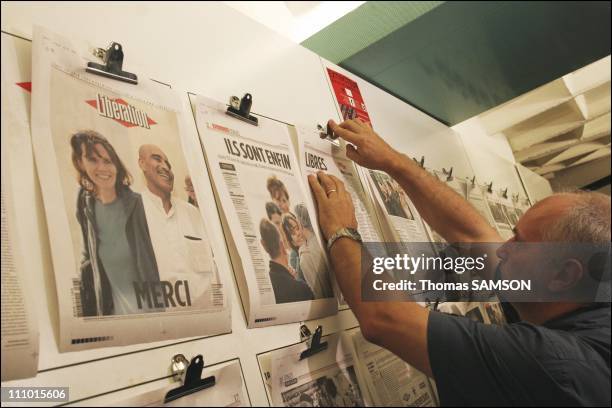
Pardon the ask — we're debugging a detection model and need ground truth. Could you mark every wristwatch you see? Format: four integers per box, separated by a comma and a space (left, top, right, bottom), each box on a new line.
326, 227, 363, 251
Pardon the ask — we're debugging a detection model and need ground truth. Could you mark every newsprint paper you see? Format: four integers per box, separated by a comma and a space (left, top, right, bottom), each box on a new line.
1, 33, 39, 380
270, 332, 369, 407
111, 361, 247, 407
30, 26, 230, 351
194, 96, 337, 327
350, 331, 437, 407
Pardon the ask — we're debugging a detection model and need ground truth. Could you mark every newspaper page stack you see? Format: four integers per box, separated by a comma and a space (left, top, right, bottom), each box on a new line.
466, 182, 498, 230
270, 332, 369, 407
421, 171, 469, 248
193, 96, 337, 327
1, 33, 40, 380
350, 331, 437, 407
294, 126, 384, 244
30, 26, 230, 351
110, 361, 247, 407
483, 191, 515, 239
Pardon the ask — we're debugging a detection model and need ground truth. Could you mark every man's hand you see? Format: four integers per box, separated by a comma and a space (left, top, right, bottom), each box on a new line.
328, 118, 402, 172
307, 172, 357, 240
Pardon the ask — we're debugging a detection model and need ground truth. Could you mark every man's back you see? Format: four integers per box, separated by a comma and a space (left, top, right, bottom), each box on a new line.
428, 303, 611, 406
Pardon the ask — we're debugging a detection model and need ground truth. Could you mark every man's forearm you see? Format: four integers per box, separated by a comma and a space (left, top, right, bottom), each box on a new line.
386, 154, 499, 243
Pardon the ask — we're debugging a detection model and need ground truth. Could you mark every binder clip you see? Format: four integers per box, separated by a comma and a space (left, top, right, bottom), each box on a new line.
299, 325, 328, 360
317, 123, 340, 146
170, 354, 189, 382
226, 93, 258, 126
501, 188, 509, 199
86, 42, 137, 84
164, 354, 215, 403
413, 156, 425, 168
512, 193, 520, 203
486, 182, 494, 193
442, 167, 454, 181
470, 176, 477, 186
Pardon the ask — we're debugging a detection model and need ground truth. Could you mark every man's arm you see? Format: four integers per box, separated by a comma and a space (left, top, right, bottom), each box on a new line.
308, 173, 432, 377
329, 119, 501, 245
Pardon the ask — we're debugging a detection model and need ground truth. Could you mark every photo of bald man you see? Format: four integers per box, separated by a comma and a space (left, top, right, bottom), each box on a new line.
138, 144, 214, 307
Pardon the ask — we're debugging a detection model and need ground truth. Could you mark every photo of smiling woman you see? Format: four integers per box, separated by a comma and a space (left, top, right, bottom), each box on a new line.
70, 130, 161, 317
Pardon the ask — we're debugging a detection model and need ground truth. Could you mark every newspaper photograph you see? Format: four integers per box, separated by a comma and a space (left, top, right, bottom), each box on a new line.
1, 33, 39, 380
30, 27, 230, 351
270, 333, 368, 407
351, 331, 437, 407
194, 96, 337, 327
110, 360, 247, 407
483, 302, 506, 325
366, 170, 431, 244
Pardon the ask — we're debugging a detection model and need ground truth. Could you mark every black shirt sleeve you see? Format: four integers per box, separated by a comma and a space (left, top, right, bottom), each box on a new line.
427, 311, 582, 406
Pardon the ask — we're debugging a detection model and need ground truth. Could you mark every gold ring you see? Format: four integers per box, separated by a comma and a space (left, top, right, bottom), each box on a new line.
326, 189, 337, 195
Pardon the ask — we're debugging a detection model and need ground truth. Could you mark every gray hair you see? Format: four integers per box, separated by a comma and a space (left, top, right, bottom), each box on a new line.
542, 191, 611, 243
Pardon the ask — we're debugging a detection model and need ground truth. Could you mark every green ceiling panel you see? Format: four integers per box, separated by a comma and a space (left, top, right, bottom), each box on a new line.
307, 1, 611, 126
301, 1, 444, 63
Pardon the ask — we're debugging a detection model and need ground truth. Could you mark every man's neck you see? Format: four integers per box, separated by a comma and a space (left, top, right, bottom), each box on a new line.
146, 184, 172, 213
514, 302, 585, 325
271, 254, 289, 269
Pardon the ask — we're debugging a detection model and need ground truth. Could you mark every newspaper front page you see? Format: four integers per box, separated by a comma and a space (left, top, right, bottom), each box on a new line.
30, 27, 230, 351
194, 96, 337, 327
270, 333, 369, 407
483, 192, 515, 239
111, 361, 247, 407
1, 33, 40, 380
351, 331, 437, 407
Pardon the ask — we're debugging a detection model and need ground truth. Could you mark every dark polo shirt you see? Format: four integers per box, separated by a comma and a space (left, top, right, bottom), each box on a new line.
428, 303, 611, 406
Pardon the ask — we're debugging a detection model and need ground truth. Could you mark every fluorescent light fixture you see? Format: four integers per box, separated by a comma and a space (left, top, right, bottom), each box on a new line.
288, 1, 365, 43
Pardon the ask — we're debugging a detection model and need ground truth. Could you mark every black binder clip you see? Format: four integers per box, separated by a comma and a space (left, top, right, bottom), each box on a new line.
512, 193, 520, 203
86, 42, 137, 84
501, 188, 509, 199
486, 182, 494, 193
442, 167, 454, 181
470, 176, 477, 186
413, 156, 425, 168
299, 325, 328, 360
164, 354, 215, 403
226, 93, 258, 126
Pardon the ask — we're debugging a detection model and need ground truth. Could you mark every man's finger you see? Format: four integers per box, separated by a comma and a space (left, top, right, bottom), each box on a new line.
328, 119, 364, 146
308, 174, 328, 204
345, 144, 360, 163
339, 119, 363, 134
328, 175, 346, 195
317, 172, 338, 197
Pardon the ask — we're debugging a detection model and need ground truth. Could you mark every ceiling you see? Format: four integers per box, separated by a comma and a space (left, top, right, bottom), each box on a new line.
475, 56, 611, 189
302, 1, 611, 126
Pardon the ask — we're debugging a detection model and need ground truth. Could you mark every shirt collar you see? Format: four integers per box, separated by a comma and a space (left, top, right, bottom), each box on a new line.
143, 188, 176, 218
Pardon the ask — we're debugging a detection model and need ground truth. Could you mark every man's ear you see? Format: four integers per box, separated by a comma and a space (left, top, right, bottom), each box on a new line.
548, 259, 584, 292
138, 157, 145, 171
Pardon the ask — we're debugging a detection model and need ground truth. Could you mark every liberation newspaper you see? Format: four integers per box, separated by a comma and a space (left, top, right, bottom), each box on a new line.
270, 332, 369, 407
1, 33, 40, 380
31, 27, 230, 351
194, 96, 337, 327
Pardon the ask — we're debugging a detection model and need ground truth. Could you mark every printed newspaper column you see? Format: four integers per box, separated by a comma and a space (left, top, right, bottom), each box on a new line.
110, 361, 247, 407
1, 33, 40, 381
30, 27, 229, 351
194, 96, 337, 327
350, 331, 437, 407
270, 332, 370, 407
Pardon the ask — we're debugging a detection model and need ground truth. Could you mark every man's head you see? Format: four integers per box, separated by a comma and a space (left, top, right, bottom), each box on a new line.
260, 218, 282, 260
265, 201, 282, 226
138, 144, 174, 198
496, 191, 610, 302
